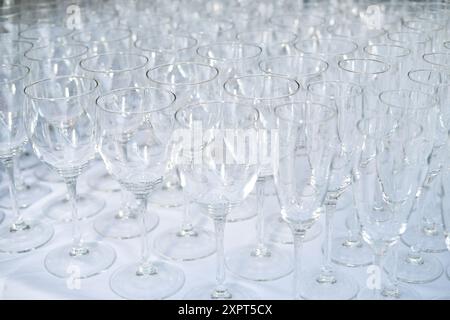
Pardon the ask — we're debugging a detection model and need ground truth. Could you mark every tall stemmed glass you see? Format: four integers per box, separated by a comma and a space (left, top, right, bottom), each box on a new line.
80, 52, 157, 239
402, 20, 445, 52
25, 76, 116, 278
354, 117, 430, 300
387, 31, 432, 58
177, 101, 260, 299
274, 101, 337, 299
147, 62, 218, 261
298, 81, 363, 300
97, 87, 185, 299
391, 69, 450, 284
0, 63, 54, 253
223, 74, 299, 281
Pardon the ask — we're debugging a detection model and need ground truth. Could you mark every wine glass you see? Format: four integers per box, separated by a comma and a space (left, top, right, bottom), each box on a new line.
386, 31, 432, 58
299, 80, 363, 300
223, 74, 300, 281
80, 52, 158, 239
177, 18, 235, 44
71, 27, 132, 54
19, 23, 73, 45
0, 63, 54, 254
147, 62, 219, 261
236, 29, 298, 57
269, 14, 326, 40
25, 75, 116, 278
176, 101, 260, 299
274, 101, 337, 299
97, 87, 185, 299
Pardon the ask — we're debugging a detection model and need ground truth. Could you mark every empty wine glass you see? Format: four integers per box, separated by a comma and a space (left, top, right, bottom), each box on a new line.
0, 63, 54, 254
25, 75, 116, 278
236, 29, 298, 57
387, 31, 432, 58
19, 23, 73, 45
72, 27, 132, 54
269, 14, 326, 40
177, 101, 260, 299
97, 87, 185, 299
274, 101, 337, 299
147, 62, 218, 260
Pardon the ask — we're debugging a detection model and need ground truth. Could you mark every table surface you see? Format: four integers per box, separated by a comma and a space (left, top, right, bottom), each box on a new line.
0, 159, 449, 300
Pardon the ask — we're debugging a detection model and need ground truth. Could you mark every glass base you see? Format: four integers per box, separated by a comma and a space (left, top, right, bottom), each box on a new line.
34, 165, 62, 183
185, 283, 258, 300
227, 194, 257, 223
299, 269, 359, 300
385, 249, 443, 284
265, 214, 322, 244
0, 220, 54, 253
401, 223, 447, 253
330, 235, 373, 267
0, 182, 52, 209
154, 227, 216, 261
110, 261, 185, 299
94, 208, 159, 239
44, 193, 105, 222
226, 245, 292, 281
45, 242, 116, 279
358, 284, 421, 300
86, 171, 121, 193
150, 181, 184, 208
19, 152, 40, 170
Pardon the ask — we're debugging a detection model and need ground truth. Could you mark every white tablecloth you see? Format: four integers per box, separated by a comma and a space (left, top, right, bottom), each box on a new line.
0, 160, 449, 300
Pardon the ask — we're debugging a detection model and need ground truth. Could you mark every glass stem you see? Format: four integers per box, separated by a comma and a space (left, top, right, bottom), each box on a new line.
180, 190, 194, 234
212, 215, 230, 299
373, 251, 385, 300
318, 197, 337, 283
13, 157, 25, 191
4, 157, 27, 230
292, 229, 305, 300
254, 176, 267, 254
135, 195, 156, 275
64, 177, 88, 256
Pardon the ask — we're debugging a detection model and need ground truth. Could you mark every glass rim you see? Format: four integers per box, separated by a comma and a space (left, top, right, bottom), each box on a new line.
146, 61, 219, 87
236, 29, 298, 44
25, 43, 89, 62
423, 52, 450, 68
387, 31, 431, 44
378, 89, 439, 111
403, 19, 445, 32
24, 75, 98, 101
196, 42, 263, 62
338, 58, 391, 75
175, 100, 260, 129
0, 63, 30, 85
407, 68, 450, 87
294, 38, 358, 56
274, 100, 337, 124
356, 117, 423, 142
223, 73, 300, 101
258, 55, 329, 78
95, 86, 176, 115
363, 44, 411, 58
135, 33, 198, 53
71, 27, 132, 44
307, 80, 363, 98
79, 52, 149, 74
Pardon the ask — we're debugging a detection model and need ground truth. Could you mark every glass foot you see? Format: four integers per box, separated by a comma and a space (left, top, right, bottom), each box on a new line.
150, 181, 184, 208
110, 261, 185, 299
34, 165, 62, 183
94, 208, 159, 239
44, 193, 105, 222
226, 245, 292, 281
0, 182, 52, 209
358, 284, 421, 300
185, 283, 258, 300
265, 213, 322, 244
86, 169, 121, 193
402, 223, 447, 253
385, 249, 443, 284
0, 220, 54, 253
330, 235, 373, 267
45, 242, 116, 279
299, 269, 359, 300
154, 227, 216, 261
226, 194, 257, 223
